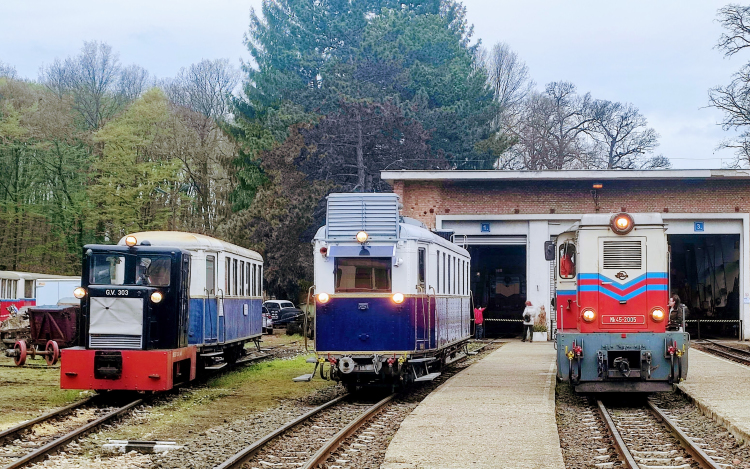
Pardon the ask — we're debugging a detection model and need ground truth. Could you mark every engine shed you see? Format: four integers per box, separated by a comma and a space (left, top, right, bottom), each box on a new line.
382, 169, 750, 340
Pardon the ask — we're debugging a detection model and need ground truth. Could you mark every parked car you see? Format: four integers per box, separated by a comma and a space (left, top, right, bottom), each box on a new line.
263, 300, 296, 321
262, 306, 273, 334
274, 306, 304, 327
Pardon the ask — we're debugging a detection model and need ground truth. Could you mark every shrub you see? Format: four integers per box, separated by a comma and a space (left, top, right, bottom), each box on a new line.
534, 305, 548, 332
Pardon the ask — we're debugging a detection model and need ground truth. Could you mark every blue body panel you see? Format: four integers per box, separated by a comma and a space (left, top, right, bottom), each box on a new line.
556, 332, 689, 383
315, 296, 471, 353
316, 297, 414, 352
188, 298, 262, 346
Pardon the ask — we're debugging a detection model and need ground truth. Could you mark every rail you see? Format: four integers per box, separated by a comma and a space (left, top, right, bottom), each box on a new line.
214, 395, 349, 469
648, 400, 724, 469
301, 393, 396, 469
0, 397, 94, 440
3, 399, 142, 469
598, 399, 723, 469
596, 400, 638, 469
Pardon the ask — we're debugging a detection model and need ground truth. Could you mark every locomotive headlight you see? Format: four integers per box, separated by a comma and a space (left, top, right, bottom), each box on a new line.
651, 307, 666, 322
582, 309, 596, 323
318, 292, 330, 304
392, 292, 405, 304
356, 231, 369, 243
610, 213, 634, 235
125, 235, 138, 246
150, 291, 164, 303
73, 287, 86, 299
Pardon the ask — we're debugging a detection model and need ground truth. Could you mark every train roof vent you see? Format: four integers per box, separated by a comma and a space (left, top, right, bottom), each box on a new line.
326, 193, 401, 240
602, 240, 642, 270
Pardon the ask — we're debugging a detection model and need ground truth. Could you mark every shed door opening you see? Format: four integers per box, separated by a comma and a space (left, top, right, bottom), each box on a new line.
467, 245, 526, 338
668, 234, 740, 339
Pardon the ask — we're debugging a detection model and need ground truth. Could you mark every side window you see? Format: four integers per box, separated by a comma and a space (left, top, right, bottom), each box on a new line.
460, 260, 463, 295
225, 258, 231, 295
240, 261, 245, 296
448, 255, 452, 295
436, 250, 440, 294
206, 256, 216, 294
247, 263, 251, 296
559, 243, 577, 279
418, 248, 426, 288
233, 259, 238, 297
442, 252, 446, 294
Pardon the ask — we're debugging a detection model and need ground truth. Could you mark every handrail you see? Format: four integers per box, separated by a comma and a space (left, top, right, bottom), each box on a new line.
217, 288, 225, 344
304, 285, 316, 352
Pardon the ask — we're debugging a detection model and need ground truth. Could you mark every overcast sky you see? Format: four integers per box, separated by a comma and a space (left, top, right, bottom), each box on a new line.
0, 0, 744, 169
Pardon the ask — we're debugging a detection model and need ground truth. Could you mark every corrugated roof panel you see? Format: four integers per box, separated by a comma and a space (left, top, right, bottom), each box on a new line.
326, 193, 400, 240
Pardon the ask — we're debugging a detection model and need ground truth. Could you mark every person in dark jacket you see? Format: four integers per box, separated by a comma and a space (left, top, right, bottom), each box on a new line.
667, 294, 688, 331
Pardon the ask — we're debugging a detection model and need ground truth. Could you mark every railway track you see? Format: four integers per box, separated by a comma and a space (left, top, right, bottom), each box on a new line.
214, 393, 395, 469
597, 398, 726, 469
695, 339, 750, 366
213, 341, 496, 469
0, 396, 142, 469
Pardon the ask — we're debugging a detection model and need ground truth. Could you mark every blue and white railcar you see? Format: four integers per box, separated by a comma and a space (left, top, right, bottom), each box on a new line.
61, 231, 263, 391
297, 193, 472, 390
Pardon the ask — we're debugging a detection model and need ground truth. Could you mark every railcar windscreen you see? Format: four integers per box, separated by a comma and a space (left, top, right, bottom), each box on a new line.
89, 254, 171, 286
90, 254, 126, 285
135, 256, 171, 286
335, 257, 392, 292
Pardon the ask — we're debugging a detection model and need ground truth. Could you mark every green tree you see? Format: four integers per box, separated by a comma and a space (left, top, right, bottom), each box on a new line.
89, 88, 186, 240
0, 78, 89, 273
221, 125, 330, 299
240, 0, 496, 168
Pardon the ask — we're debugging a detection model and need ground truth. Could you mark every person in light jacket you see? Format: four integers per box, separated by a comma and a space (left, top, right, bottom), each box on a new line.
522, 300, 536, 342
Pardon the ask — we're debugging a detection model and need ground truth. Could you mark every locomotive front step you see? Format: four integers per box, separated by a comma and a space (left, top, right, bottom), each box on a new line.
414, 372, 441, 382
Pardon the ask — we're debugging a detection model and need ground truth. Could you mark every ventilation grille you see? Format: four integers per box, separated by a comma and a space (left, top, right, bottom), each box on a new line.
602, 240, 642, 270
89, 334, 142, 350
326, 193, 400, 239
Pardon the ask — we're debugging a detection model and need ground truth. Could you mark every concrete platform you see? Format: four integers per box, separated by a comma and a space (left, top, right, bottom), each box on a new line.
677, 347, 750, 445
381, 341, 565, 469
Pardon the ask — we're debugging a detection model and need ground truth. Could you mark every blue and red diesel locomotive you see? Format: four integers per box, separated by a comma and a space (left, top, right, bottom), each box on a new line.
554, 213, 689, 392
296, 193, 472, 390
61, 232, 264, 392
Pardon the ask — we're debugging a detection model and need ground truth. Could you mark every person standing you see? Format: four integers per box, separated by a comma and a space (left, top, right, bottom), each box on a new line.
668, 294, 688, 331
474, 305, 486, 339
522, 300, 536, 342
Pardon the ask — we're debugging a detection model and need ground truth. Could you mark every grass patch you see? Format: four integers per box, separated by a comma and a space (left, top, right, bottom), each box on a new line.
0, 355, 86, 430
106, 353, 335, 442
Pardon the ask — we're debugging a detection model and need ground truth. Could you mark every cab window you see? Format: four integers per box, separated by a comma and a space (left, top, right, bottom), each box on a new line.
335, 257, 391, 292
559, 243, 576, 279
90, 254, 126, 285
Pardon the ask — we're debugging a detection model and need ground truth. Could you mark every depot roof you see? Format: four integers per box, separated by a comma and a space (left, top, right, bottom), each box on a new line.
381, 169, 750, 183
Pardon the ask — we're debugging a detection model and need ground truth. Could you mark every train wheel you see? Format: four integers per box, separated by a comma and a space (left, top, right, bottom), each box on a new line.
13, 340, 27, 367
45, 340, 60, 366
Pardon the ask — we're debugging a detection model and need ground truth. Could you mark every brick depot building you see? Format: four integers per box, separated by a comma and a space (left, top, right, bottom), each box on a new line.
382, 169, 750, 340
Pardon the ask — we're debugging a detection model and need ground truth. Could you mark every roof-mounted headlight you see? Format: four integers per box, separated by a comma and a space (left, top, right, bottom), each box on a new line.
610, 213, 634, 235
125, 235, 138, 246
356, 231, 369, 244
